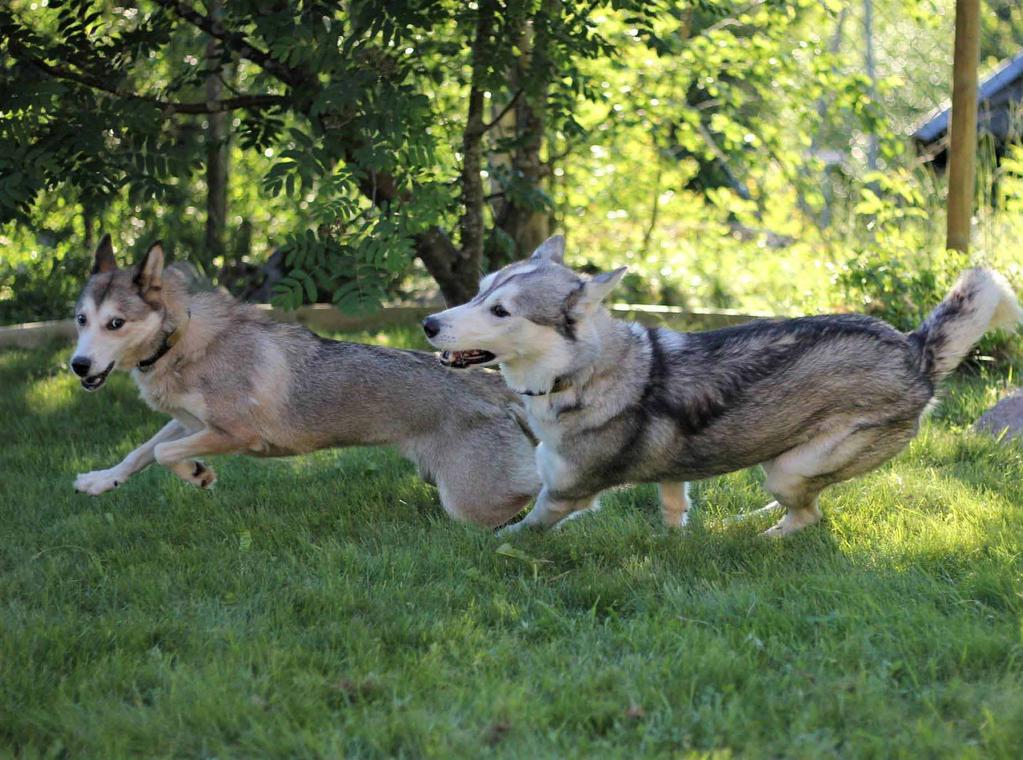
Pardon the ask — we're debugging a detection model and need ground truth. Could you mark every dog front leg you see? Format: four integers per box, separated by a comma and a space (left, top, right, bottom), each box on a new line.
154, 429, 245, 490
75, 419, 189, 496
498, 488, 595, 535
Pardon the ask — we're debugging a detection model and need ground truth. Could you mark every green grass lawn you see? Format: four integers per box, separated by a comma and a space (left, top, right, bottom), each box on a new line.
2, 329, 1023, 758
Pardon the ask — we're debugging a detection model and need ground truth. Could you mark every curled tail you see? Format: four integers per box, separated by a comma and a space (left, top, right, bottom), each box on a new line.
912, 268, 1023, 383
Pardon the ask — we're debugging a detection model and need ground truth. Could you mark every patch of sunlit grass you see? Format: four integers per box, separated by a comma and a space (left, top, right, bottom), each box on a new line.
22, 371, 79, 414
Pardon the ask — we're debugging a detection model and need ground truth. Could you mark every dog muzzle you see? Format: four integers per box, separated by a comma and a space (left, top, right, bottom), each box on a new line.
81, 361, 114, 391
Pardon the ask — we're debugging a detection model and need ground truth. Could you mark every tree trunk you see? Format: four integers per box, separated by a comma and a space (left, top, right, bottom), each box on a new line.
82, 205, 94, 249
641, 163, 662, 256
863, 0, 878, 172
485, 3, 553, 268
205, 0, 229, 274
946, 0, 981, 253
458, 1, 495, 280
416, 229, 479, 305
324, 0, 496, 310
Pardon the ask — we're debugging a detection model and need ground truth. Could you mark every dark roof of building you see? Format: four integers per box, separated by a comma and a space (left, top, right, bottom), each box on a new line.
913, 50, 1023, 146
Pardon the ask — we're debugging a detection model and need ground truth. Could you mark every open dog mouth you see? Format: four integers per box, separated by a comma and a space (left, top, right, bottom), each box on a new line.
440, 350, 497, 369
81, 362, 114, 391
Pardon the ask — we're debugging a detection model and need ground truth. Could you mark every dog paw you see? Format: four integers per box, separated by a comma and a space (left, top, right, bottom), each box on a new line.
496, 520, 529, 538
666, 510, 690, 530
760, 519, 809, 539
187, 460, 217, 489
74, 468, 125, 496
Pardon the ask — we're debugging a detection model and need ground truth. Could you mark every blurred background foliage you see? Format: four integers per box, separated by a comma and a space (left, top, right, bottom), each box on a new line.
1, 0, 1022, 329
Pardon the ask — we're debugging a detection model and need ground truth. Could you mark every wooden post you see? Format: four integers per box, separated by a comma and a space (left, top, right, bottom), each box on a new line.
945, 0, 981, 254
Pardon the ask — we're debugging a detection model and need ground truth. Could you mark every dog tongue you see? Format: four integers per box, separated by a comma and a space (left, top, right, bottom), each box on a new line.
441, 350, 495, 368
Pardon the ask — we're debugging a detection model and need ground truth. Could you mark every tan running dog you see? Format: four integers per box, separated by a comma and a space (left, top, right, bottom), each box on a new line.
70, 235, 539, 527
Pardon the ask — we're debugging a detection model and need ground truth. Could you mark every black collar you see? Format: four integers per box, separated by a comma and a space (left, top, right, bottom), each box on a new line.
137, 334, 175, 372
517, 376, 572, 397
137, 310, 189, 373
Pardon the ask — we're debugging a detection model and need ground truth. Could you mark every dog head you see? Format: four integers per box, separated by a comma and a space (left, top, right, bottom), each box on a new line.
422, 235, 626, 390
70, 235, 173, 391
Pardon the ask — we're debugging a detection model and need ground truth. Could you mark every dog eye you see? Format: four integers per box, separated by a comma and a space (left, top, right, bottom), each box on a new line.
107, 318, 125, 331
490, 304, 510, 318
76, 314, 86, 326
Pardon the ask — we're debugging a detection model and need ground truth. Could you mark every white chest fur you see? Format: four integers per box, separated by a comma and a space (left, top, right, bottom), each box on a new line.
524, 395, 569, 445
134, 369, 206, 429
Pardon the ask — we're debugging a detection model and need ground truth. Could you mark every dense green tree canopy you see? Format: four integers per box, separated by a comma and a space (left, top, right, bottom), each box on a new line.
2, 1, 1021, 322
2, 0, 649, 307
0, 0, 877, 309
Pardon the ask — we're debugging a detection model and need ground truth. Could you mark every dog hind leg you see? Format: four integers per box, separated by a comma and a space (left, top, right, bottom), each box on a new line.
760, 417, 919, 537
412, 420, 540, 528
436, 478, 534, 528
659, 481, 691, 528
498, 488, 596, 535
761, 489, 822, 538
762, 452, 822, 537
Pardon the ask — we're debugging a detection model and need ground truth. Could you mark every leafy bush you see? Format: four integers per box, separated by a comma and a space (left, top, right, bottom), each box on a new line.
0, 243, 90, 324
835, 248, 966, 330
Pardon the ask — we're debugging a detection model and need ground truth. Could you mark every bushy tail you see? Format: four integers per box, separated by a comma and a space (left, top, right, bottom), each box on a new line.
912, 268, 1023, 383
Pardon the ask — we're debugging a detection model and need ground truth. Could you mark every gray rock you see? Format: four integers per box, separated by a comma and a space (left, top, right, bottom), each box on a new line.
974, 388, 1023, 442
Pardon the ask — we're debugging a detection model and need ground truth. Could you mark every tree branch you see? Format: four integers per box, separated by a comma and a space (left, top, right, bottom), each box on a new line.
12, 42, 285, 114
415, 227, 472, 305
152, 0, 309, 89
693, 118, 752, 201
482, 89, 522, 132
158, 95, 287, 114
703, 0, 769, 35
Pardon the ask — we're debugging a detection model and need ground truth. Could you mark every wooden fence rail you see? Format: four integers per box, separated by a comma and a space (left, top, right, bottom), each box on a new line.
0, 303, 769, 351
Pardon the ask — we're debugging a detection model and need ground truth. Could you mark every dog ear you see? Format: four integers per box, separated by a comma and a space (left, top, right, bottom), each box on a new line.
91, 234, 117, 274
581, 267, 627, 306
134, 241, 165, 294
530, 235, 565, 265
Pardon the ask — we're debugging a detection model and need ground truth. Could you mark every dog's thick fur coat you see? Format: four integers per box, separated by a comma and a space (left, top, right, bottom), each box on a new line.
71, 236, 539, 527
425, 236, 1023, 536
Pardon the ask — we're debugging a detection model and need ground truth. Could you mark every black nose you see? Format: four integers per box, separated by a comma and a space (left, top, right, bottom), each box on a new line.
71, 357, 91, 377
422, 317, 441, 339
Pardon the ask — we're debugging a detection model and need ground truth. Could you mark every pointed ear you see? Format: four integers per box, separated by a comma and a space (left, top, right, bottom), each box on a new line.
134, 241, 165, 294
530, 235, 565, 265
91, 234, 117, 274
581, 266, 627, 306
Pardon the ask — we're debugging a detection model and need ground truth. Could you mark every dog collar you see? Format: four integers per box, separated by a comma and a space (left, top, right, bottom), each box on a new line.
518, 376, 571, 397
137, 309, 190, 373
